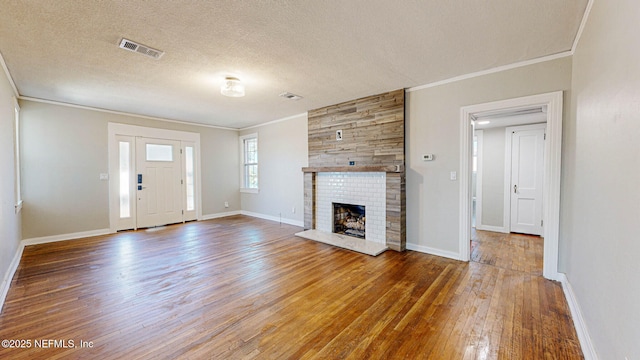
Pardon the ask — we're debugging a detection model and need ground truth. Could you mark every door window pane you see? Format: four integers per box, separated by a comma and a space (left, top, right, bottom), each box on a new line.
119, 141, 131, 218
185, 146, 195, 211
146, 144, 173, 161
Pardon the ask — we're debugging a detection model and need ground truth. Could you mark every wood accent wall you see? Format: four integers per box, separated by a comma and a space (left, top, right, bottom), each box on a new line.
307, 89, 405, 167
304, 89, 406, 251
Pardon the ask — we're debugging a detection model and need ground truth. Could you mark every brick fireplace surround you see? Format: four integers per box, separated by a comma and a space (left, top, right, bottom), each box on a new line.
300, 89, 406, 252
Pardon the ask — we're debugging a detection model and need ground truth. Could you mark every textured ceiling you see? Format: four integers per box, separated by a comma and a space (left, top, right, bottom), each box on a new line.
0, 1, 588, 129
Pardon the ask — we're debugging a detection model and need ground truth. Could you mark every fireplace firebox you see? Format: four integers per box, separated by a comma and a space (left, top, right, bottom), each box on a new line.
333, 203, 366, 239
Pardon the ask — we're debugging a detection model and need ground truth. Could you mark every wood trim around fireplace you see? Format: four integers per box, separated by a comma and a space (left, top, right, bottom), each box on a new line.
302, 165, 403, 173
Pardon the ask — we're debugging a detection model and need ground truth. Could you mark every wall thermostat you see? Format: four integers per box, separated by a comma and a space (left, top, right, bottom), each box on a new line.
422, 154, 434, 161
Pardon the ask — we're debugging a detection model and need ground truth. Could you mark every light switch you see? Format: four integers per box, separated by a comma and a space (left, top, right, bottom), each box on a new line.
450, 171, 457, 181
99, 173, 109, 181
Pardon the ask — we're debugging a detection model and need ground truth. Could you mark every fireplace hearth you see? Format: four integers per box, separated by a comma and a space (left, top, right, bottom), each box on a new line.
333, 203, 365, 239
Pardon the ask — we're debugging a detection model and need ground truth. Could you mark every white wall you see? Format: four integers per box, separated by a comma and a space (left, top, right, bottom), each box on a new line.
0, 58, 21, 307
20, 100, 240, 239
238, 114, 308, 226
479, 126, 506, 227
406, 57, 572, 253
562, 0, 640, 358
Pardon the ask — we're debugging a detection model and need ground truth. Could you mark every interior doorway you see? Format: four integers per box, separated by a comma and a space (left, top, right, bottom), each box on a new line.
459, 92, 563, 280
474, 119, 546, 236
108, 123, 201, 232
471, 120, 546, 275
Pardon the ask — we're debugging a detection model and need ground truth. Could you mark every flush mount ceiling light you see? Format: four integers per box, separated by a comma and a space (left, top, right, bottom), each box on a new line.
221, 77, 245, 97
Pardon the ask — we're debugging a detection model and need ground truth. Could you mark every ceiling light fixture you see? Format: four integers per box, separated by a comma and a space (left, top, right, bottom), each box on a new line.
221, 77, 245, 97
477, 120, 491, 125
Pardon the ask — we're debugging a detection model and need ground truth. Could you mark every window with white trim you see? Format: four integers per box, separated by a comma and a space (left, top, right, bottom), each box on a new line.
240, 133, 258, 193
13, 98, 22, 213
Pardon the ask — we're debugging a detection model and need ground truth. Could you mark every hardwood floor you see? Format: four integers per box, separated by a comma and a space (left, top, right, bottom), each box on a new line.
471, 228, 544, 276
0, 216, 582, 359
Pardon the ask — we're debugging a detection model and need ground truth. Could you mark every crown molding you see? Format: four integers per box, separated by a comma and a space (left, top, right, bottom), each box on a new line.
571, 0, 595, 54
239, 112, 308, 131
407, 51, 572, 92
0, 51, 19, 97
18, 96, 238, 131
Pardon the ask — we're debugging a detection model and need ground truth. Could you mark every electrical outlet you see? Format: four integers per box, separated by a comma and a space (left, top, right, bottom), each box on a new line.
224, 201, 229, 208
292, 206, 296, 214
422, 154, 434, 161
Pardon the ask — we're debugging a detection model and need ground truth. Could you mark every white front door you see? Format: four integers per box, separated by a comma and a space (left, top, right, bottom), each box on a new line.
510, 125, 545, 235
136, 138, 183, 228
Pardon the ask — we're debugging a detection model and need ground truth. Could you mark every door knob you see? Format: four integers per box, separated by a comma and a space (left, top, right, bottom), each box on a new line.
514, 184, 518, 193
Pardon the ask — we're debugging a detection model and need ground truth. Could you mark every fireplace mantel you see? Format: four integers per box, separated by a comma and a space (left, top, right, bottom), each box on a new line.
302, 165, 403, 173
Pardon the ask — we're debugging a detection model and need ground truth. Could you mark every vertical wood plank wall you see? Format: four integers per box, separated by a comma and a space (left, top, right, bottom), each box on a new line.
304, 89, 406, 251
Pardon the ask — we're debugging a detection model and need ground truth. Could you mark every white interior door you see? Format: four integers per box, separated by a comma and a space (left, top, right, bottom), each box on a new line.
136, 138, 183, 228
510, 126, 545, 235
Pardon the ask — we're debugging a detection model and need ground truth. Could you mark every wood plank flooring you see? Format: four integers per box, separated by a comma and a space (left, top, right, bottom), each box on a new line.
0, 216, 582, 359
471, 228, 544, 276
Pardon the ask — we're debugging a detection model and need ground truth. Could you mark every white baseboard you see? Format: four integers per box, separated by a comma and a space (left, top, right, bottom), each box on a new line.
475, 224, 509, 233
240, 210, 304, 227
201, 210, 241, 220
21, 228, 112, 246
558, 273, 598, 360
0, 243, 25, 313
406, 242, 461, 261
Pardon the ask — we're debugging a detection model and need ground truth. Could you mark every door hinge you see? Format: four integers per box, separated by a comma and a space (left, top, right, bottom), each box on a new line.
181, 179, 184, 185
544, 133, 546, 140
541, 220, 544, 227
182, 210, 184, 215
180, 149, 183, 154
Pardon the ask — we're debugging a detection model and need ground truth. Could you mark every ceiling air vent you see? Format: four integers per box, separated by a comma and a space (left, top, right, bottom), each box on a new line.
119, 38, 164, 60
279, 92, 303, 101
